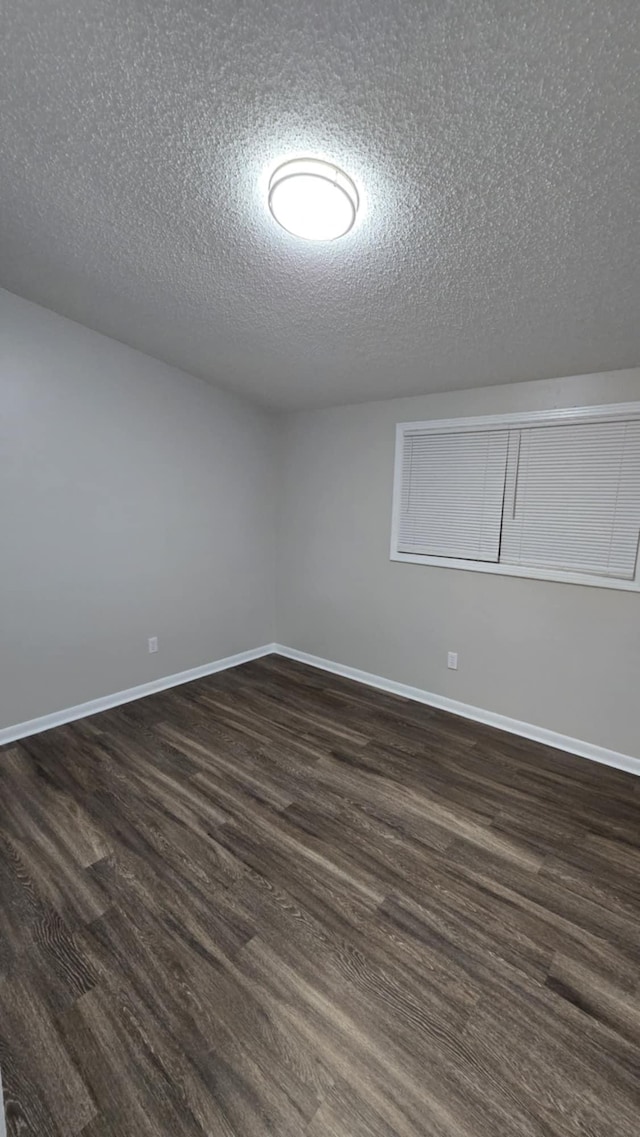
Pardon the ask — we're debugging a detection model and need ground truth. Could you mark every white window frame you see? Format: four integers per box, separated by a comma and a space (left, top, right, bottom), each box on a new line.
390, 402, 640, 591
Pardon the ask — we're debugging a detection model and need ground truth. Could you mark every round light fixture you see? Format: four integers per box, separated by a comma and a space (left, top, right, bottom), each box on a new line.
268, 158, 359, 241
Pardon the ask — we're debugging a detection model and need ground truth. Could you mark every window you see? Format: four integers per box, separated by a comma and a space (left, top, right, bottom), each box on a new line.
390, 404, 640, 590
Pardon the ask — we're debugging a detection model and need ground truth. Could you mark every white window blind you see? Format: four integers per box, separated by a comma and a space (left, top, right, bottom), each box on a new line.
392, 404, 640, 590
398, 429, 509, 560
500, 420, 640, 580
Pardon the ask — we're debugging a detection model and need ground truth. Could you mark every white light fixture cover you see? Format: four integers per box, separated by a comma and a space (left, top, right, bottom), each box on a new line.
268, 158, 359, 241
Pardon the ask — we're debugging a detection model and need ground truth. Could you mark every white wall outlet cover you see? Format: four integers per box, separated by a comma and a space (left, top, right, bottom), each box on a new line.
148, 636, 159, 653
447, 652, 458, 670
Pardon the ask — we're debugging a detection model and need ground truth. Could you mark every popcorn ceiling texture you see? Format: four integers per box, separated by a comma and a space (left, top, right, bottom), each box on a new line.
1, 0, 639, 409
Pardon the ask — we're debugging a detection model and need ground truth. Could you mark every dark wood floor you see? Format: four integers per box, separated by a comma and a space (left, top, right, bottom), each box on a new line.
1, 656, 639, 1136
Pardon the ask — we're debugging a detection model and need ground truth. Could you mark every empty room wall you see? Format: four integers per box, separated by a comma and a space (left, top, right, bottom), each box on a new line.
0, 289, 278, 731
276, 370, 640, 757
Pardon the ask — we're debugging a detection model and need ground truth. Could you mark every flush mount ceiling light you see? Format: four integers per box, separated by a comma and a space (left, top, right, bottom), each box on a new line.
268, 158, 359, 241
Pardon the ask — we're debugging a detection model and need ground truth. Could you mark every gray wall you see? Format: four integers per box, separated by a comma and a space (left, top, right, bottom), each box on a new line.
277, 370, 640, 756
1, 290, 277, 729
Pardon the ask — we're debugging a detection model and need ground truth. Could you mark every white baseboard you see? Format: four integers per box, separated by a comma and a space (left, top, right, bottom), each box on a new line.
0, 644, 278, 746
272, 644, 640, 778
3, 640, 638, 779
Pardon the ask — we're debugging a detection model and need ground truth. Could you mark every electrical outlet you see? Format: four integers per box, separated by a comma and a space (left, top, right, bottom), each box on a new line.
148, 636, 159, 654
447, 651, 458, 670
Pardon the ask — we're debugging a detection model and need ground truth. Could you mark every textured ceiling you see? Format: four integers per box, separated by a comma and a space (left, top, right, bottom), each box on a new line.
1, 1, 639, 409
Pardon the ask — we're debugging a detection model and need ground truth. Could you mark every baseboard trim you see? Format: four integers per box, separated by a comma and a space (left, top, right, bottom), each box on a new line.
272, 644, 640, 777
3, 640, 638, 778
0, 644, 278, 746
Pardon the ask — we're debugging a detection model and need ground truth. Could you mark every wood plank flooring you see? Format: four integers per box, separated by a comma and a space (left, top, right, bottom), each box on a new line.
1, 655, 639, 1136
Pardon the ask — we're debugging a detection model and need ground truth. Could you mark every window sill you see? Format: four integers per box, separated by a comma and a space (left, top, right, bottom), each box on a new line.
389, 551, 640, 591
